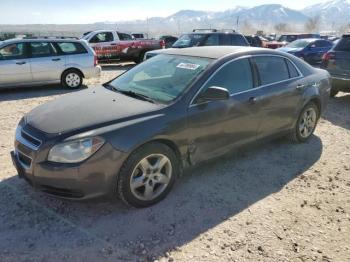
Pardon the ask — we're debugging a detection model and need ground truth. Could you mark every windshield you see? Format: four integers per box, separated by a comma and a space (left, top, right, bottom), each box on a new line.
108, 54, 212, 103
172, 34, 207, 48
286, 40, 311, 48
278, 35, 298, 43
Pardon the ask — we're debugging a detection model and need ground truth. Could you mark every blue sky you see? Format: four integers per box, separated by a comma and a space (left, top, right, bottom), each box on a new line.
0, 0, 331, 24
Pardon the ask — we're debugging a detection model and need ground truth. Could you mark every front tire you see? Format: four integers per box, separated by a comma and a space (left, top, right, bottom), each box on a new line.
61, 69, 83, 89
290, 102, 319, 143
117, 142, 178, 208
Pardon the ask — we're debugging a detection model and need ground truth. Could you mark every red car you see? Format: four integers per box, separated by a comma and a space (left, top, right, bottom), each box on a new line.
266, 33, 321, 49
82, 30, 165, 63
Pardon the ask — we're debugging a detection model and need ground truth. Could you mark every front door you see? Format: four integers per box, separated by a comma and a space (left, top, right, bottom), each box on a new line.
187, 58, 262, 164
0, 42, 32, 86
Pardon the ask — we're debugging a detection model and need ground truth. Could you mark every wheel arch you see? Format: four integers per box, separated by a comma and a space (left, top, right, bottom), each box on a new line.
127, 138, 185, 174
61, 67, 85, 79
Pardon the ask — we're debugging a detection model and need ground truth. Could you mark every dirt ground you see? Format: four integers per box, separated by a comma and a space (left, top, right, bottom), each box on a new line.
0, 64, 349, 262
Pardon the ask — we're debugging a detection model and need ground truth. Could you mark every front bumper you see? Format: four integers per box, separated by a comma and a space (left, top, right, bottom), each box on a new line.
11, 127, 128, 200
331, 76, 350, 92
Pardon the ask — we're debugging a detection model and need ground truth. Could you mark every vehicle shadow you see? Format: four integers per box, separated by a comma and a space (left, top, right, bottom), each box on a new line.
0, 84, 87, 102
0, 136, 323, 261
323, 93, 350, 130
100, 63, 135, 72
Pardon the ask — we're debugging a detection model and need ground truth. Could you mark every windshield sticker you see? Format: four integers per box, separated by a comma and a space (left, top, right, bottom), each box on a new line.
176, 63, 201, 70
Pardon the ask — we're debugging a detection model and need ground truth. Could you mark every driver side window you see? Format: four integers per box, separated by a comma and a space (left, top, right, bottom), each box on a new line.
202, 58, 253, 95
90, 32, 114, 43
0, 43, 26, 60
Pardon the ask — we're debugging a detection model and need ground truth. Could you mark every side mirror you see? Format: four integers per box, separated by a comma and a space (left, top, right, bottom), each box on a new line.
309, 44, 316, 49
196, 86, 230, 103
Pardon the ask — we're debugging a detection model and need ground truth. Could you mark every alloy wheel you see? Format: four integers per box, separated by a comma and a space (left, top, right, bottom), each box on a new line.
129, 154, 172, 201
299, 107, 317, 138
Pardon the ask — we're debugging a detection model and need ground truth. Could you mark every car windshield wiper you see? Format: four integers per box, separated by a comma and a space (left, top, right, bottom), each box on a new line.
112, 87, 156, 104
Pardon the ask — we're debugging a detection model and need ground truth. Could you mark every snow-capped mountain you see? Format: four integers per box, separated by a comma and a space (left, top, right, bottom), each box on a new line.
302, 0, 350, 26
4, 1, 350, 36
234, 4, 309, 25
101, 1, 350, 34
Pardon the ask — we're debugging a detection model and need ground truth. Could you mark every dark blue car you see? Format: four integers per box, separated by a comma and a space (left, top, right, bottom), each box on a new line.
277, 38, 333, 65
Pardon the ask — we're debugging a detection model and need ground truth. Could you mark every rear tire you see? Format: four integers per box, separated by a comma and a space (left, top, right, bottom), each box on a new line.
117, 142, 179, 208
61, 69, 83, 89
290, 102, 319, 143
133, 51, 146, 64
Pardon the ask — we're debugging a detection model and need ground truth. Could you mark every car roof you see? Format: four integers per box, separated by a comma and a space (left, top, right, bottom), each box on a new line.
293, 38, 324, 42
157, 46, 273, 59
185, 32, 241, 35
0, 38, 85, 46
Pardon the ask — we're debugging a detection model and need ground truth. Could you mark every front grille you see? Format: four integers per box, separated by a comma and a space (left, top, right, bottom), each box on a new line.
17, 151, 32, 167
21, 130, 42, 148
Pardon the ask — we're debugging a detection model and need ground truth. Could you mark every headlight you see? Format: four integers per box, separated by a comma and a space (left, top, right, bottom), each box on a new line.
48, 137, 105, 163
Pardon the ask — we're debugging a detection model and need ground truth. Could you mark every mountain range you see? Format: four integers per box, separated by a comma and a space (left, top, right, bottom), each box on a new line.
103, 0, 350, 34
1, 0, 350, 36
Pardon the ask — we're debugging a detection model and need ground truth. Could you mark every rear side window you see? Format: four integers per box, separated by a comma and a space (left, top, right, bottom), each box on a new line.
204, 58, 253, 95
0, 43, 26, 60
118, 33, 133, 40
57, 42, 87, 55
231, 35, 248, 46
253, 56, 289, 86
203, 34, 219, 46
30, 42, 57, 58
220, 34, 248, 46
286, 59, 300, 78
335, 37, 350, 51
315, 40, 332, 48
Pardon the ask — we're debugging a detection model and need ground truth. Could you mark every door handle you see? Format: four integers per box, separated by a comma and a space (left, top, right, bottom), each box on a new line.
52, 58, 61, 61
16, 61, 26, 65
249, 97, 258, 104
110, 43, 117, 46
296, 84, 306, 90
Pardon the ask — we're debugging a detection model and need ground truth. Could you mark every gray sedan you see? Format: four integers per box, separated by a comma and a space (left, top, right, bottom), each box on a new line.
11, 46, 331, 207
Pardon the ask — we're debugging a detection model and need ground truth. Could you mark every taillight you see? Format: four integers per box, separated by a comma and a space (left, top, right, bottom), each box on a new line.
322, 52, 335, 62
94, 54, 98, 66
160, 40, 166, 49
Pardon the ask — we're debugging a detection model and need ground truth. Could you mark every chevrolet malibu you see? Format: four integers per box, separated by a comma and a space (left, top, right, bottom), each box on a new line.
11, 46, 331, 207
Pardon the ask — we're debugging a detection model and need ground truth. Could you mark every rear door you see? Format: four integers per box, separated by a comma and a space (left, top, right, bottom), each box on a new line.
251, 56, 304, 138
187, 58, 262, 163
29, 42, 65, 82
331, 36, 350, 77
307, 40, 332, 63
0, 42, 32, 86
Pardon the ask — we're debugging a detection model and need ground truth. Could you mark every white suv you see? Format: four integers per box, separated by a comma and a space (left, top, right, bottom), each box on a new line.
0, 38, 101, 89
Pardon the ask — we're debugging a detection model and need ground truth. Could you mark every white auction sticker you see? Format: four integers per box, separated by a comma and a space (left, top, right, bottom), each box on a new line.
176, 63, 201, 70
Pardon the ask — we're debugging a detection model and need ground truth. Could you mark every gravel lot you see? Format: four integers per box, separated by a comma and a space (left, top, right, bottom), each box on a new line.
0, 64, 349, 262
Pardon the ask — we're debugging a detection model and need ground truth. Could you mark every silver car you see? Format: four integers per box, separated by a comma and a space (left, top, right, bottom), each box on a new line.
0, 38, 101, 89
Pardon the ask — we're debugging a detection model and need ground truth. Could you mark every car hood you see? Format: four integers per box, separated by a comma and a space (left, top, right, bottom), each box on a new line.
277, 47, 303, 53
25, 86, 164, 135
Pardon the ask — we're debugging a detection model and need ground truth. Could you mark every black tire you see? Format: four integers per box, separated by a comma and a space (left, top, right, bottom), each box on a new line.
61, 69, 83, 89
290, 102, 319, 143
330, 89, 338, 98
133, 51, 146, 64
117, 142, 179, 208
